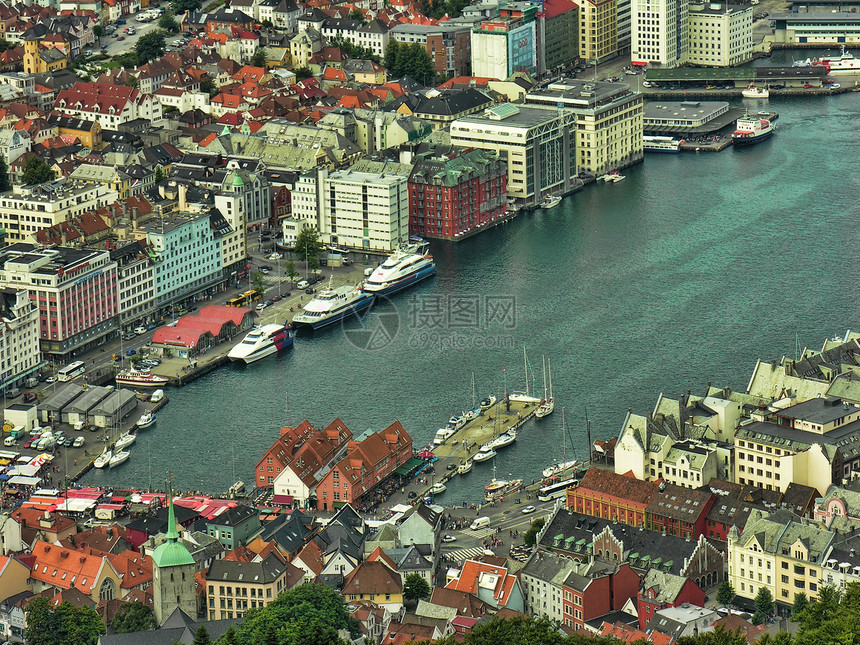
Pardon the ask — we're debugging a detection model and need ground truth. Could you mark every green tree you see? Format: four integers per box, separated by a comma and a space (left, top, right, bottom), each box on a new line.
792, 592, 809, 619
753, 587, 774, 625
523, 516, 546, 547
159, 9, 179, 33
201, 77, 217, 96
0, 38, 11, 54
797, 584, 841, 631
154, 166, 164, 183
172, 0, 202, 12
135, 30, 166, 64
348, 7, 366, 21
215, 626, 239, 645
191, 625, 212, 645
716, 580, 736, 609
295, 227, 324, 272
26, 598, 105, 645
404, 572, 431, 601
110, 601, 157, 633
0, 156, 10, 192
92, 24, 104, 44
22, 156, 55, 186
252, 47, 267, 68
251, 270, 265, 295
384, 38, 400, 73
677, 625, 750, 645
284, 259, 298, 285
261, 19, 274, 29
235, 583, 360, 644
294, 67, 313, 81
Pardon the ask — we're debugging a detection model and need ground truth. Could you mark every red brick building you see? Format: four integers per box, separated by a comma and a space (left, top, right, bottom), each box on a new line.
561, 561, 639, 630
566, 469, 653, 527
254, 419, 353, 490
408, 145, 507, 240
637, 569, 705, 629
316, 422, 412, 511
566, 469, 714, 539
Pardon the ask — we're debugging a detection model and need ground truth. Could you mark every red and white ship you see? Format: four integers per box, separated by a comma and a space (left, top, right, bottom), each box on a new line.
115, 369, 169, 388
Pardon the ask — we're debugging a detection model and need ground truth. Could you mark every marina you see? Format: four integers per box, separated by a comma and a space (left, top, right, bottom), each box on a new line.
79, 94, 860, 505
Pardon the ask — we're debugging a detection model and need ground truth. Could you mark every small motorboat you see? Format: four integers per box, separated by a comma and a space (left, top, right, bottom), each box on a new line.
430, 482, 446, 495
109, 451, 130, 468
541, 194, 562, 210
94, 449, 112, 469
480, 396, 496, 411
462, 407, 480, 422
115, 432, 136, 451
473, 449, 496, 463
458, 460, 473, 475
136, 412, 156, 429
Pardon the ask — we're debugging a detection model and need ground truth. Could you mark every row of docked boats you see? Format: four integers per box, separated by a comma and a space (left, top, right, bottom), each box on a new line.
225, 239, 437, 363
93, 410, 156, 469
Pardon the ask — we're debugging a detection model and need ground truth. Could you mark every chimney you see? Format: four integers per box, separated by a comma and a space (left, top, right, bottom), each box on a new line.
178, 182, 188, 210
132, 206, 139, 230
122, 202, 127, 218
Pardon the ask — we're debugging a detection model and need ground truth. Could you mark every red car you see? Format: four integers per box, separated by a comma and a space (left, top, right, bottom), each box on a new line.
117, 35, 125, 40
22, 392, 37, 403
123, 27, 129, 32
803, 84, 813, 88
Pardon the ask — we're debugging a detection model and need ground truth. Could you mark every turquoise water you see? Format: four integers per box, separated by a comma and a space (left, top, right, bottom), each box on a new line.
83, 93, 860, 505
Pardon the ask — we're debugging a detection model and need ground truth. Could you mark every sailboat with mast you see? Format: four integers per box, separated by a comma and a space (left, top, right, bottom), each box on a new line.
535, 357, 555, 419
543, 408, 577, 478
484, 460, 523, 501
509, 346, 542, 403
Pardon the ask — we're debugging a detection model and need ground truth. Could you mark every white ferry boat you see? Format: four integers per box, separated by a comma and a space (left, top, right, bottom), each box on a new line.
115, 369, 169, 388
227, 323, 295, 363
361, 242, 436, 297
643, 135, 684, 153
732, 115, 775, 147
816, 46, 860, 73
292, 285, 374, 330
741, 83, 769, 99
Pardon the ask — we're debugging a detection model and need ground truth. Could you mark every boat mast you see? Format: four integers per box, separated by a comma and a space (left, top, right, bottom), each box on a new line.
541, 356, 547, 403
561, 407, 566, 464
471, 372, 476, 408
548, 359, 553, 401
585, 407, 592, 466
523, 346, 529, 397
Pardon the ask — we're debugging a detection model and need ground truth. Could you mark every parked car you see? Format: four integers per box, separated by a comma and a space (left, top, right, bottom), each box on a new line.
73, 436, 85, 448
256, 303, 267, 311
267, 253, 283, 260
264, 300, 274, 307
117, 36, 125, 41
126, 349, 137, 356
296, 280, 309, 289
22, 392, 37, 403
272, 295, 282, 302
260, 265, 272, 271
305, 288, 315, 295
134, 326, 147, 335
804, 84, 814, 88
63, 437, 74, 447
45, 376, 57, 383
260, 268, 270, 274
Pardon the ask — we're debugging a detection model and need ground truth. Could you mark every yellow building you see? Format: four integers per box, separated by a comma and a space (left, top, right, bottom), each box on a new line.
579, 0, 618, 62
69, 164, 134, 199
206, 553, 303, 621
23, 36, 68, 75
728, 510, 833, 609
341, 560, 404, 614
47, 115, 103, 151
526, 80, 644, 175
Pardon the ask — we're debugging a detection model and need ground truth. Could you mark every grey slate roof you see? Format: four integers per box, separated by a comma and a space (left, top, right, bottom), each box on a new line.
415, 89, 493, 117
207, 552, 286, 584
206, 504, 257, 528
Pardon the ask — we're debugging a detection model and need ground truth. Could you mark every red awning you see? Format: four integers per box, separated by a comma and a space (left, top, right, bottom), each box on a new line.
272, 495, 293, 505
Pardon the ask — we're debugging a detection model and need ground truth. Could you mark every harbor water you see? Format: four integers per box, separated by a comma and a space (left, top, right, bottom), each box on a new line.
82, 92, 860, 506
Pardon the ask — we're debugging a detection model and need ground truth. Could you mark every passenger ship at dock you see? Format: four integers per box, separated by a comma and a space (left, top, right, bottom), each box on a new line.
227, 323, 295, 364
643, 135, 684, 153
292, 285, 374, 330
361, 241, 436, 298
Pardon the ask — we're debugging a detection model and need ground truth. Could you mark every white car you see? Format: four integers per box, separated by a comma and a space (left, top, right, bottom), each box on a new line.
521, 505, 536, 514
256, 303, 267, 311
441, 534, 457, 543
268, 253, 283, 260
296, 280, 309, 289
134, 326, 147, 335
73, 436, 85, 448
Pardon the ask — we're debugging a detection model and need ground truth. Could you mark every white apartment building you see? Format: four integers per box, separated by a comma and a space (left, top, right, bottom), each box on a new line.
687, 4, 753, 67
325, 170, 408, 252
0, 181, 117, 244
215, 167, 270, 274
631, 0, 688, 67
451, 103, 578, 208
111, 241, 156, 330
286, 168, 408, 252
0, 288, 40, 390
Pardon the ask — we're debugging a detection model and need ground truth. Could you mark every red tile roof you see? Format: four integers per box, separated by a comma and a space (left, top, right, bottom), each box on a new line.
575, 468, 656, 505
30, 541, 116, 595
343, 560, 402, 596
55, 82, 143, 115
445, 560, 518, 608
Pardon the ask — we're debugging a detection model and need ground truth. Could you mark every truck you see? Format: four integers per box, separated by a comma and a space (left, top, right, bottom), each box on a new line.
9, 426, 25, 440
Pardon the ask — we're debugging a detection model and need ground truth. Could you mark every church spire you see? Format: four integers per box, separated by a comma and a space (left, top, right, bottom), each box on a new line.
166, 474, 179, 541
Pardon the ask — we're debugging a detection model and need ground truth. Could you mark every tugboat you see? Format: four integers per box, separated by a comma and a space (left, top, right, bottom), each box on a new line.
742, 83, 769, 99
732, 114, 775, 147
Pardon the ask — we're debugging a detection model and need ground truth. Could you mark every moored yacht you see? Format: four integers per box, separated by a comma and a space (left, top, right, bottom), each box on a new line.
136, 412, 156, 429
458, 460, 473, 475
94, 448, 112, 469
227, 323, 295, 363
473, 448, 496, 463
292, 285, 374, 330
116, 370, 169, 388
361, 242, 436, 297
109, 450, 130, 467
115, 432, 136, 451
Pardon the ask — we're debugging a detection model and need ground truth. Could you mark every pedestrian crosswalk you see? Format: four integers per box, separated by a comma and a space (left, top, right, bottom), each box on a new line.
445, 546, 488, 562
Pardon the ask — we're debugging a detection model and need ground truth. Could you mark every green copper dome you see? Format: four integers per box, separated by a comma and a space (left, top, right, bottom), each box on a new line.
232, 173, 244, 187
152, 494, 195, 569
